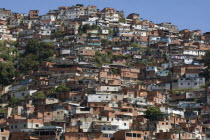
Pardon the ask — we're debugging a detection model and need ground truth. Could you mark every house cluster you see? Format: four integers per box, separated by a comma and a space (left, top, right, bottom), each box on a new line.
1, 4, 210, 140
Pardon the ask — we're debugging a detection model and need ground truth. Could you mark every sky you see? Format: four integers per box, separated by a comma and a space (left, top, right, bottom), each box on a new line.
1, 0, 210, 32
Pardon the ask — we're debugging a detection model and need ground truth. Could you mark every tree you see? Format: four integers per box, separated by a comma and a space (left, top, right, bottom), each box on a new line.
0, 62, 16, 86
101, 39, 109, 46
7, 96, 23, 107
17, 39, 54, 73
201, 79, 210, 89
47, 84, 70, 96
202, 50, 210, 66
0, 108, 4, 113
53, 30, 64, 38
145, 47, 152, 56
201, 50, 210, 80
131, 43, 139, 48
32, 91, 46, 100
24, 39, 54, 62
46, 87, 56, 96
94, 51, 114, 67
108, 29, 114, 36
144, 106, 162, 119
119, 13, 126, 23
111, 68, 120, 74
80, 24, 100, 34
80, 24, 90, 34
55, 84, 70, 94
119, 18, 126, 23
0, 53, 11, 61
18, 54, 39, 73
0, 40, 4, 48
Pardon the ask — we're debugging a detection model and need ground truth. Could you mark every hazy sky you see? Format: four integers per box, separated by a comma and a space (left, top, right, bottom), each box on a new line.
1, 0, 210, 32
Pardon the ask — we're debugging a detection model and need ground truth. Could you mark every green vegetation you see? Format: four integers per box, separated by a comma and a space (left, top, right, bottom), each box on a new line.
55, 84, 70, 93
202, 50, 210, 66
200, 79, 210, 89
17, 85, 28, 92
0, 40, 18, 62
18, 39, 54, 73
129, 59, 154, 67
0, 41, 18, 86
202, 50, 210, 81
144, 106, 162, 119
145, 47, 152, 56
0, 62, 16, 86
111, 68, 120, 74
94, 51, 113, 67
53, 29, 64, 38
101, 39, 109, 46
94, 51, 133, 67
137, 81, 143, 85
79, 24, 101, 34
47, 84, 70, 96
108, 28, 114, 36
32, 91, 46, 100
131, 43, 139, 48
24, 39, 54, 61
18, 54, 40, 73
7, 96, 23, 107
119, 13, 126, 23
0, 108, 4, 113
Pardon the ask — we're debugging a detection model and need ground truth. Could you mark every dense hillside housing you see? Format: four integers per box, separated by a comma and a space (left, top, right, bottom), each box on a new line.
0, 4, 210, 140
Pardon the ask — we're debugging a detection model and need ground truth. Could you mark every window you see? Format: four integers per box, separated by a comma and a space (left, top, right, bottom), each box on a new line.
103, 134, 109, 137
137, 134, 141, 138
10, 126, 13, 129
126, 133, 132, 137
47, 113, 50, 115
124, 123, 126, 126
36, 124, 39, 127
15, 125, 17, 128
24, 124, 26, 128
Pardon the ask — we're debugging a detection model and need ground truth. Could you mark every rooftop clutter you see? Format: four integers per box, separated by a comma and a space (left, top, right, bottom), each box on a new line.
0, 4, 210, 140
